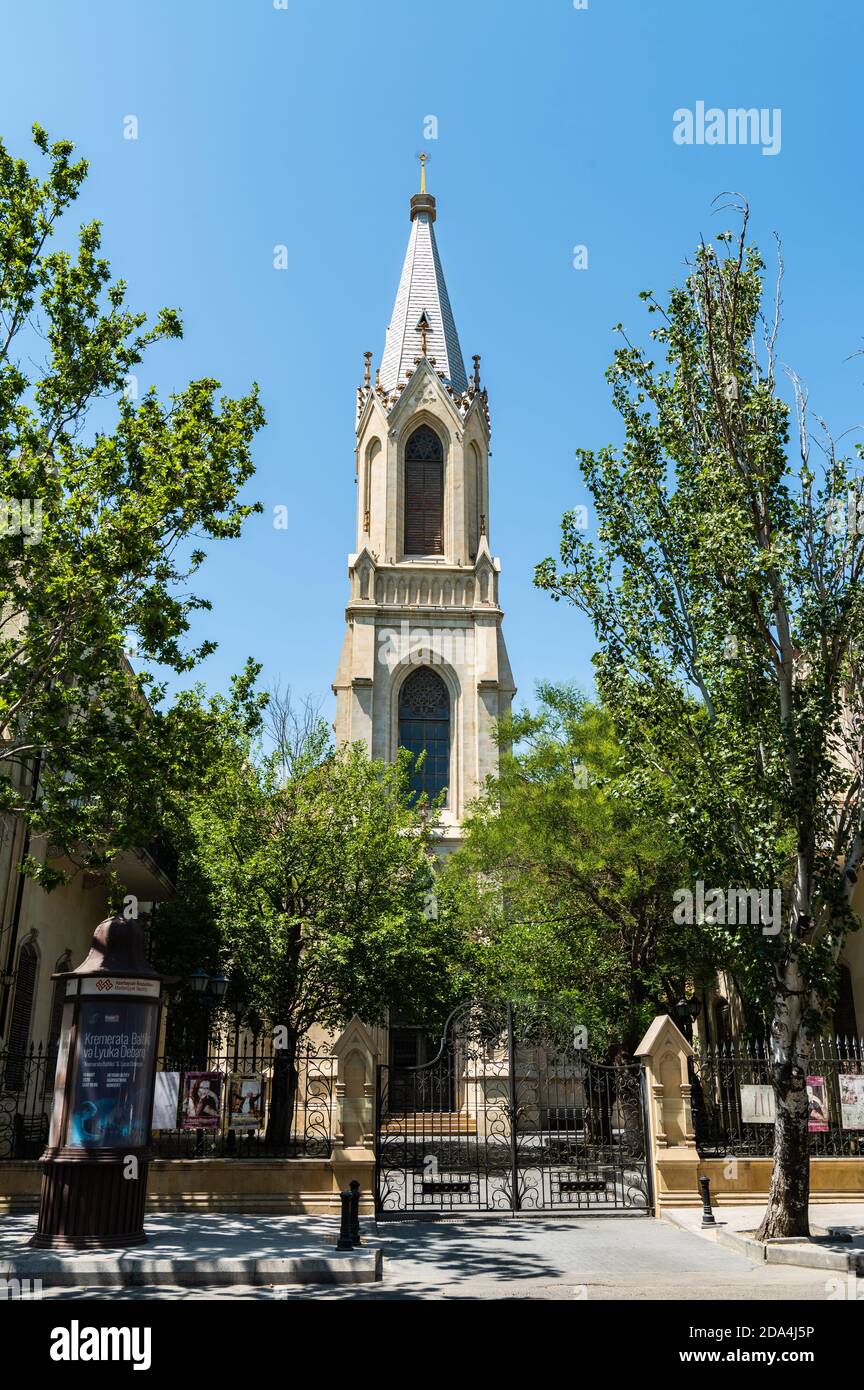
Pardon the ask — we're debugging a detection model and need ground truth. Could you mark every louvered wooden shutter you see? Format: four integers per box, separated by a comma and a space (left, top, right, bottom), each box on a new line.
404, 426, 444, 555
6, 943, 37, 1088
404, 456, 426, 554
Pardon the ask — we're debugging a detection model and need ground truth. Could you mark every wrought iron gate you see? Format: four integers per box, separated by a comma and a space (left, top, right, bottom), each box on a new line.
375, 1001, 652, 1217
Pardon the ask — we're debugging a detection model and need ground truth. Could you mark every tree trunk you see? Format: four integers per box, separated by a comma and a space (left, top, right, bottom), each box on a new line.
266, 1038, 299, 1150
755, 960, 812, 1240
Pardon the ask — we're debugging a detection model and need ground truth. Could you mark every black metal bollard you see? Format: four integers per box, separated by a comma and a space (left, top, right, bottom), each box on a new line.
349, 1179, 361, 1244
336, 1186, 354, 1250
699, 1175, 716, 1226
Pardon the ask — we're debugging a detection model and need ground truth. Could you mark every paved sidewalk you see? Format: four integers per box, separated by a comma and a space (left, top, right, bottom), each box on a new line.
0, 1212, 380, 1286
25, 1214, 860, 1300
664, 1203, 864, 1273
666, 1202, 864, 1240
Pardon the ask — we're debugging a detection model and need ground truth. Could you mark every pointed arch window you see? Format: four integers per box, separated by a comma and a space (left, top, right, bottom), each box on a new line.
6, 941, 38, 1089
469, 440, 483, 553
363, 437, 380, 535
404, 425, 444, 555
399, 667, 450, 802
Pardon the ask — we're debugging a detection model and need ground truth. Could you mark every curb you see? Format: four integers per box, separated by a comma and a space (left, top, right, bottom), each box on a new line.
714, 1226, 859, 1273
0, 1247, 382, 1287
714, 1227, 767, 1263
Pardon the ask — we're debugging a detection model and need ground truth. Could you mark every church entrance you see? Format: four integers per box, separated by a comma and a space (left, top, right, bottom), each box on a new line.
388, 1024, 455, 1112
375, 1000, 652, 1218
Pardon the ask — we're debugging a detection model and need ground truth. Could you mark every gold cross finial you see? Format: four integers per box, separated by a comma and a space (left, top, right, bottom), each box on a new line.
417, 150, 430, 193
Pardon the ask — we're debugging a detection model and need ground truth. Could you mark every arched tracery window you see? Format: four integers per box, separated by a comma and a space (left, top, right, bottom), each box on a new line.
398, 667, 450, 801
404, 425, 443, 555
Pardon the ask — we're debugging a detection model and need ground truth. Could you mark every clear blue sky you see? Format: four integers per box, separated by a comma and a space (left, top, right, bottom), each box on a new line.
2, 0, 862, 721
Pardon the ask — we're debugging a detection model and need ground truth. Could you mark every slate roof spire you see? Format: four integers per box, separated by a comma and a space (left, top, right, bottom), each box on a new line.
378, 180, 468, 394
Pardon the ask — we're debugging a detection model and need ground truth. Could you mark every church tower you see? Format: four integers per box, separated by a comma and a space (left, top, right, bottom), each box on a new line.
333, 173, 515, 853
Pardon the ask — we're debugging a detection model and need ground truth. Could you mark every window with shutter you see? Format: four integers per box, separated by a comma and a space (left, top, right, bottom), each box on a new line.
6, 942, 38, 1089
404, 425, 444, 555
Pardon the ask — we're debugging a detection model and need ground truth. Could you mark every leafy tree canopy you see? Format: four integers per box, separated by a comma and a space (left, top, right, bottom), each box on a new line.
151, 683, 473, 1047
535, 204, 864, 1234
0, 125, 265, 883
442, 682, 716, 1056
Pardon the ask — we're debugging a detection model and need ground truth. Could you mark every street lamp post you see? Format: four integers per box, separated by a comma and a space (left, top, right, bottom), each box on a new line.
188, 968, 228, 1061
675, 995, 701, 1042
30, 912, 172, 1249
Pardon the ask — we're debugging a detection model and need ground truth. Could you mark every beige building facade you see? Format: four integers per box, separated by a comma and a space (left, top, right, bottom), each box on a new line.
0, 798, 173, 1059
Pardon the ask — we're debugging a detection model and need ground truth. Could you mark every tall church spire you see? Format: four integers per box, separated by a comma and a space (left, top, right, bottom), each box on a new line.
378, 184, 468, 394
334, 177, 514, 852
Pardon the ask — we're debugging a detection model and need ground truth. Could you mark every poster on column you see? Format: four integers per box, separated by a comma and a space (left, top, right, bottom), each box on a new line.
227, 1074, 266, 1130
740, 1084, 775, 1123
806, 1075, 829, 1132
179, 1071, 223, 1129
67, 999, 157, 1148
151, 1071, 181, 1129
839, 1074, 864, 1130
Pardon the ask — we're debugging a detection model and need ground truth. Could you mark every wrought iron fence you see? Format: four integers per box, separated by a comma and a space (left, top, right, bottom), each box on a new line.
0, 1036, 336, 1160
0, 1042, 52, 1159
690, 1036, 864, 1159
151, 1037, 335, 1158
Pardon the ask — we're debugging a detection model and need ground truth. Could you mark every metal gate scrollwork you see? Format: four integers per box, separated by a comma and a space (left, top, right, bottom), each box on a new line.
375, 1000, 652, 1218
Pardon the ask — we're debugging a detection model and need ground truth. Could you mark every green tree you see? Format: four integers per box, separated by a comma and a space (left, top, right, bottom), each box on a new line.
0, 125, 264, 883
536, 206, 864, 1237
161, 687, 472, 1143
443, 683, 713, 1057
147, 662, 270, 1050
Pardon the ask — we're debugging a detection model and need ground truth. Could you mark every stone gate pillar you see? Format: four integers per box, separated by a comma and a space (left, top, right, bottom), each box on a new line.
330, 1016, 379, 1212
635, 1014, 699, 1214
